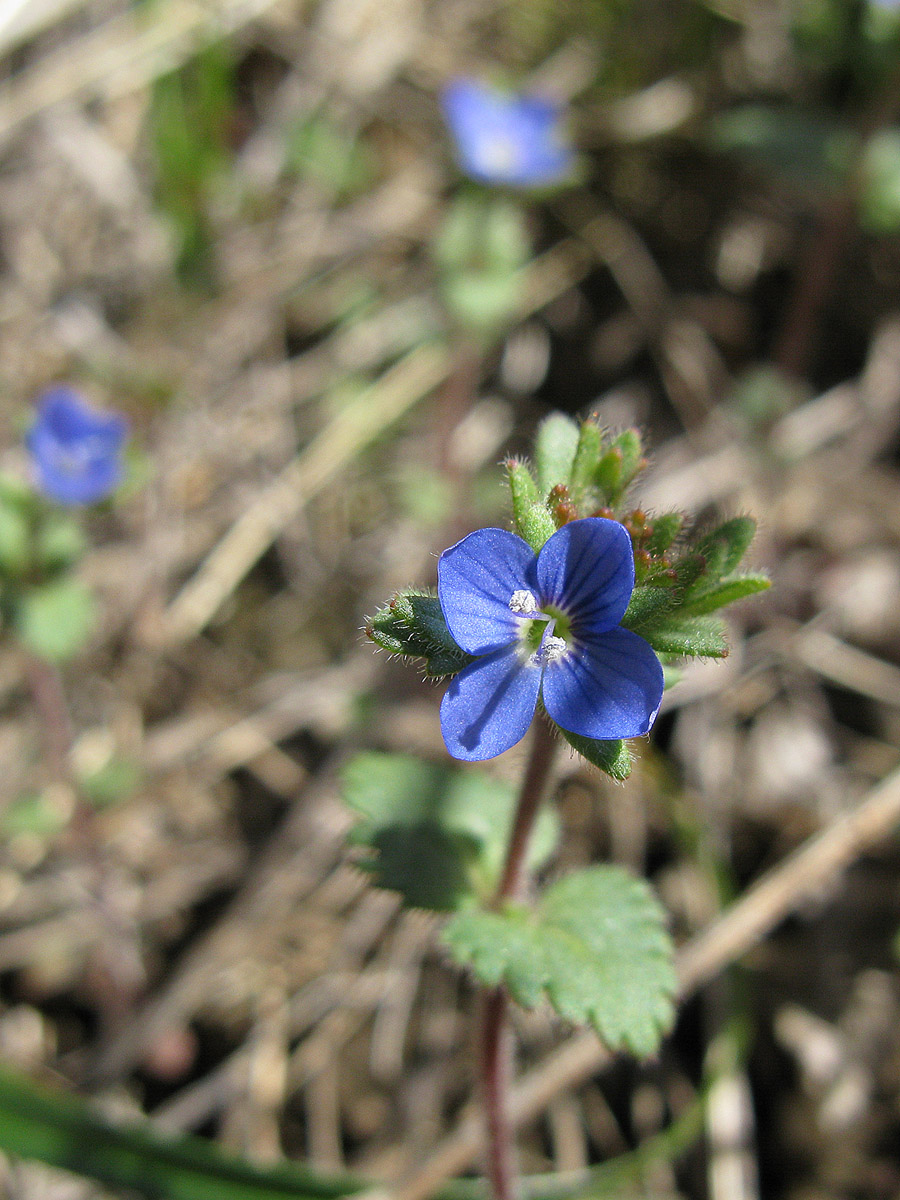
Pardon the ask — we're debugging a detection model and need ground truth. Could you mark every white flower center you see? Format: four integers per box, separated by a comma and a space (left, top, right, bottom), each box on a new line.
509, 590, 572, 666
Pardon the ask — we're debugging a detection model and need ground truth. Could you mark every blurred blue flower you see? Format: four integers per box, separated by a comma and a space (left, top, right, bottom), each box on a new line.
441, 78, 573, 187
437, 518, 663, 760
27, 388, 128, 506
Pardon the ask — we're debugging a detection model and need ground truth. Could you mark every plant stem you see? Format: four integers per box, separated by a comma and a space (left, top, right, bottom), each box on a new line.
481, 716, 558, 1200
21, 648, 74, 785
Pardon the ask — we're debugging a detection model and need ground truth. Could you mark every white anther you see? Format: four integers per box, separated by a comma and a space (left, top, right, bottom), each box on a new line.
509, 589, 540, 615
533, 634, 568, 666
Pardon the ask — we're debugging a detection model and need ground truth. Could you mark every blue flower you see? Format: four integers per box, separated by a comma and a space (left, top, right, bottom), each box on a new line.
441, 78, 573, 188
437, 518, 664, 761
27, 388, 128, 506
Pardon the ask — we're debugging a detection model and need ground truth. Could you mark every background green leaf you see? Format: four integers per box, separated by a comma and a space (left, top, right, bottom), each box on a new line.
14, 578, 96, 661
342, 752, 560, 910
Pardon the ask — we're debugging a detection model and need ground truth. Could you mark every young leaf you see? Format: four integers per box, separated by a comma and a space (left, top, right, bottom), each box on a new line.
644, 511, 683, 556
682, 574, 770, 616
693, 517, 757, 581
367, 590, 473, 678
443, 865, 676, 1056
14, 579, 95, 661
534, 414, 580, 498
621, 584, 679, 634
342, 753, 559, 910
557, 730, 633, 781
643, 616, 729, 658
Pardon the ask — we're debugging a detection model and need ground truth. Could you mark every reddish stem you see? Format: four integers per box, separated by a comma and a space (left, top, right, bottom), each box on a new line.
480, 716, 558, 1200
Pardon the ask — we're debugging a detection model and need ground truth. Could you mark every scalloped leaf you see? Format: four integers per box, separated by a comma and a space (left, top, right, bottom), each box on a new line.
443, 865, 676, 1056
342, 753, 560, 911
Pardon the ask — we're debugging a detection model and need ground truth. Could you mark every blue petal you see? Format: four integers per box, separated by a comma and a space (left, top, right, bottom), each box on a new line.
536, 518, 635, 633
36, 388, 128, 445
542, 627, 664, 740
438, 527, 536, 655
440, 644, 542, 761
27, 389, 128, 505
441, 78, 572, 187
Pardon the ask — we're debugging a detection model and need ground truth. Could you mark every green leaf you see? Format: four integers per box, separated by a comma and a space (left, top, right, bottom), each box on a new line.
342, 753, 560, 911
0, 1063, 365, 1200
534, 414, 580, 498
366, 590, 472, 678
441, 271, 521, 334
644, 616, 729, 658
708, 104, 854, 189
557, 731, 633, 781
0, 502, 30, 576
35, 517, 87, 573
693, 517, 757, 581
443, 865, 676, 1055
1, 791, 71, 838
14, 578, 95, 661
682, 573, 770, 616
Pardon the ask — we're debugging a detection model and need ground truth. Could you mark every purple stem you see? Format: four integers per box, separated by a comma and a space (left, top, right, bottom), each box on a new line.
480, 715, 558, 1200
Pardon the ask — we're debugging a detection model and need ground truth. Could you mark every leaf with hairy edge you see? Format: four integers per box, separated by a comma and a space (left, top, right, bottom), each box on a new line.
342, 753, 560, 911
682, 574, 771, 616
367, 589, 473, 678
644, 616, 729, 658
443, 866, 676, 1056
557, 730, 633, 781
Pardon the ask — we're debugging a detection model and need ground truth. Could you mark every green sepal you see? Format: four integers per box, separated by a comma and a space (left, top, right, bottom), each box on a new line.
342, 752, 560, 911
568, 420, 605, 504
643, 615, 729, 658
506, 459, 555, 551
13, 578, 96, 661
644, 511, 683, 556
682, 573, 771, 616
534, 413, 580, 498
443, 865, 677, 1056
558, 730, 633, 781
367, 589, 472, 678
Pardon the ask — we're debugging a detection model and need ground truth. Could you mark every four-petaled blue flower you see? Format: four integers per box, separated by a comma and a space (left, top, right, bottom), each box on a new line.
441, 78, 573, 188
437, 518, 664, 761
27, 387, 128, 506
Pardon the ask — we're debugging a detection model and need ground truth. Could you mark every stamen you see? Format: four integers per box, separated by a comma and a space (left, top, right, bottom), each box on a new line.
529, 617, 569, 667
509, 589, 539, 615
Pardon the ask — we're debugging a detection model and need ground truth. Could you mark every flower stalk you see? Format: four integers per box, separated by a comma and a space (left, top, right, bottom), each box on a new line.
481, 714, 558, 1200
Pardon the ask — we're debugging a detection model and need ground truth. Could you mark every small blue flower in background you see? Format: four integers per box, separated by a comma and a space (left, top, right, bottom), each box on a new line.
441, 78, 573, 188
27, 387, 128, 506
437, 518, 664, 761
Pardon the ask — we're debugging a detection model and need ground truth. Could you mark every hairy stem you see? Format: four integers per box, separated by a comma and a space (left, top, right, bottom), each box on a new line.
480, 716, 557, 1200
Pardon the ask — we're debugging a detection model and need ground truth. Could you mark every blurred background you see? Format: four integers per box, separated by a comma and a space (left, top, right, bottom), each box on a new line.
3, 0, 900, 1197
